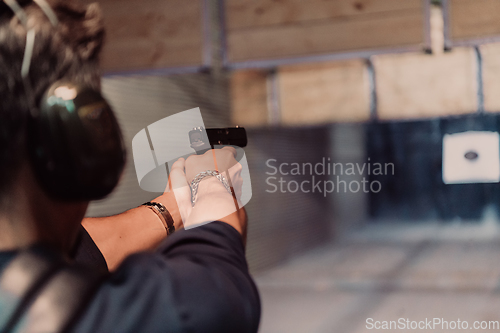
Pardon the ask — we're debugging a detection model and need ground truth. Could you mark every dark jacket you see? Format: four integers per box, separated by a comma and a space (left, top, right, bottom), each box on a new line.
0, 221, 261, 333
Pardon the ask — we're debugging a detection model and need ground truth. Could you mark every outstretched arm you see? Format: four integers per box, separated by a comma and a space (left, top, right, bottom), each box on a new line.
74, 148, 258, 333
81, 160, 186, 271
80, 147, 246, 271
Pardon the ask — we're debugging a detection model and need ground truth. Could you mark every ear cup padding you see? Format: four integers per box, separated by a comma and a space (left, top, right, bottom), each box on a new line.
28, 82, 126, 200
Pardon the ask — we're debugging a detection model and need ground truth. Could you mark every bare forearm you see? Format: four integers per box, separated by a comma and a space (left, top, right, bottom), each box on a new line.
82, 192, 183, 270
81, 151, 247, 269
82, 207, 166, 270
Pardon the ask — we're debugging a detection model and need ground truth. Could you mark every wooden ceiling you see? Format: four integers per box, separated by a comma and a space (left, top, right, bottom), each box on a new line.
78, 0, 500, 73
223, 0, 429, 66
446, 0, 500, 46
89, 0, 206, 73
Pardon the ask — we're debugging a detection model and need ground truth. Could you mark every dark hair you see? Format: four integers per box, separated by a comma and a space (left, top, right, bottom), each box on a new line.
0, 0, 104, 195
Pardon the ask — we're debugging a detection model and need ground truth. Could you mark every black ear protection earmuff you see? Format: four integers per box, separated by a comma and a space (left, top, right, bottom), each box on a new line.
2, 0, 126, 200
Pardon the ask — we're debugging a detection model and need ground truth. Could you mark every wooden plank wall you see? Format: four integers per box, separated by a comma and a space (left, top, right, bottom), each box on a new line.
224, 0, 426, 63
482, 43, 500, 112
230, 60, 371, 126
231, 70, 270, 126
375, 5, 477, 119
82, 0, 205, 73
279, 60, 371, 124
447, 0, 500, 44
229, 6, 483, 127
374, 48, 477, 119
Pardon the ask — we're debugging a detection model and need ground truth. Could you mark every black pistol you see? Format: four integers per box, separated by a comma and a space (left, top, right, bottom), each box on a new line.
189, 127, 247, 155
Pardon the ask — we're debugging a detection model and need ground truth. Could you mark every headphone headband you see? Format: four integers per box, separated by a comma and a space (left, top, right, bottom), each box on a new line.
2, 0, 30, 25
1, 0, 57, 25
2, 0, 127, 200
33, 0, 58, 26
2, 0, 57, 79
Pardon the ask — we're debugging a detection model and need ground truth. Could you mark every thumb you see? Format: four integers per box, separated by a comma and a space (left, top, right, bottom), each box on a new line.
169, 158, 189, 191
169, 158, 192, 226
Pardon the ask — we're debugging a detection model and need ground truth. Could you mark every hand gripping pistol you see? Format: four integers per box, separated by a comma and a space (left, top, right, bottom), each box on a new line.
189, 127, 247, 156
